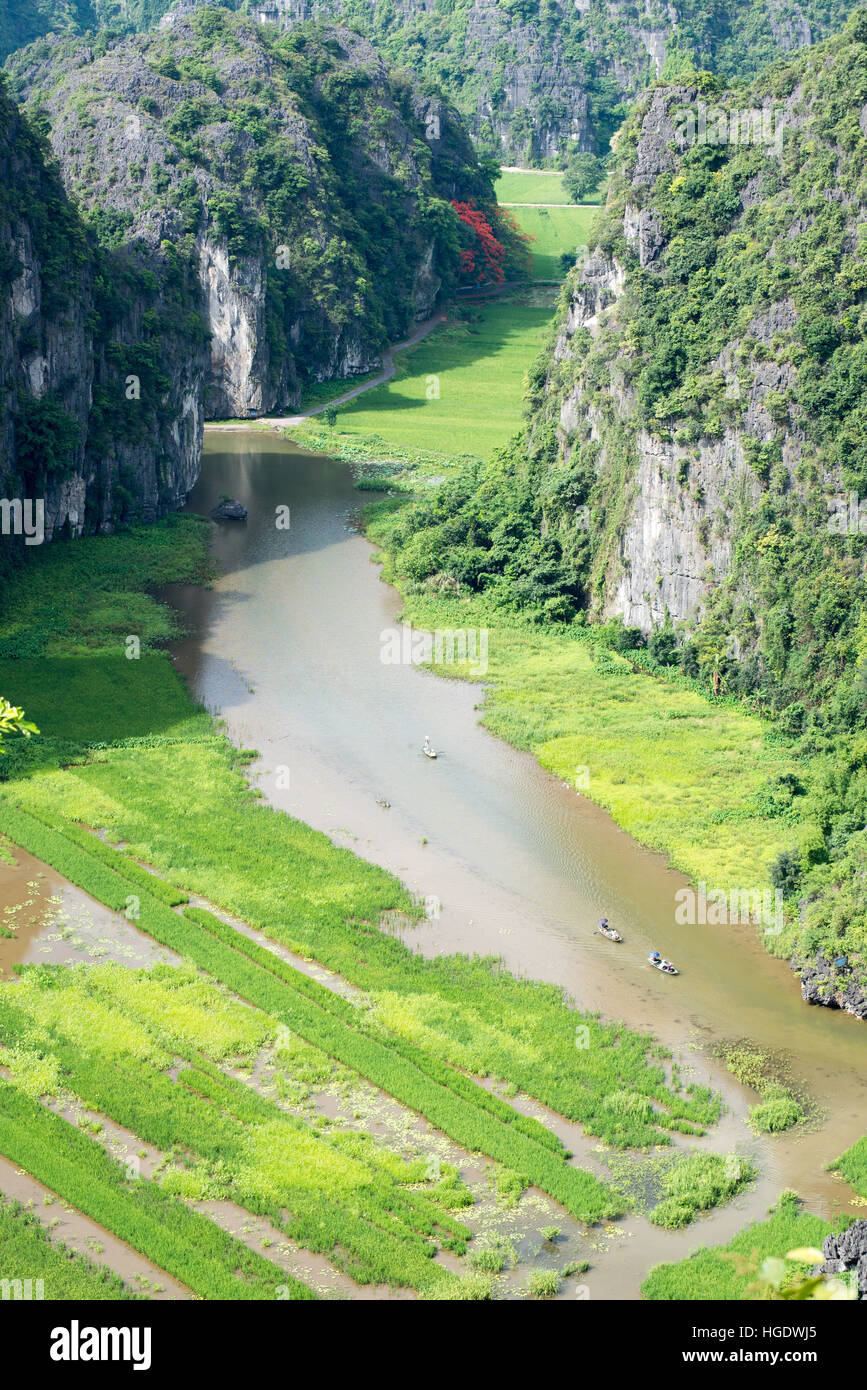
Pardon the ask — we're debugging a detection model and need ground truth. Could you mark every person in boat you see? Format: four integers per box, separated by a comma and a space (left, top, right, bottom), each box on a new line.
423, 735, 433, 753
650, 950, 662, 963
599, 916, 609, 930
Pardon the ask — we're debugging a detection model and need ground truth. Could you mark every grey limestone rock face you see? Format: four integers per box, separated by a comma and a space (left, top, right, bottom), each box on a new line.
794, 953, 867, 1020
821, 1221, 867, 1296
535, 79, 827, 639
3, 15, 481, 540
0, 85, 206, 541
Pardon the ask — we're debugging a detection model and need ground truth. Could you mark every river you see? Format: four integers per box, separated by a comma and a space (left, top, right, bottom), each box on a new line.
164, 427, 867, 1296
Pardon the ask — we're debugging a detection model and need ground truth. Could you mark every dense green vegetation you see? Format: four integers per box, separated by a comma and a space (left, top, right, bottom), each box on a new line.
831, 1132, 867, 1196
0, 1197, 143, 1300
642, 1192, 835, 1300
3, 0, 859, 162
0, 1080, 316, 1299
6, 10, 506, 404
254, 0, 860, 160
366, 15, 867, 983
717, 1044, 806, 1134
0, 71, 212, 534
3, 0, 866, 1311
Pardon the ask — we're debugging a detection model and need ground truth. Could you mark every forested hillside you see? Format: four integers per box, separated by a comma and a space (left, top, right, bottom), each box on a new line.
3, 0, 860, 158
375, 11, 867, 994
1, 7, 500, 544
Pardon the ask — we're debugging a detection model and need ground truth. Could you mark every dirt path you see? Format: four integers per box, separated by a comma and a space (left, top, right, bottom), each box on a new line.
206, 309, 446, 433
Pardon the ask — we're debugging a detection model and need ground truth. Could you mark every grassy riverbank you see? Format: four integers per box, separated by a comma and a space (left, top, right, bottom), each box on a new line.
0, 520, 748, 1297
358, 542, 804, 938
641, 1193, 836, 1300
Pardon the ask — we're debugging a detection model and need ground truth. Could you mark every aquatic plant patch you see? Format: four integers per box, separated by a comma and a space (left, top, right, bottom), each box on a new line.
641, 1193, 836, 1300
648, 1152, 757, 1229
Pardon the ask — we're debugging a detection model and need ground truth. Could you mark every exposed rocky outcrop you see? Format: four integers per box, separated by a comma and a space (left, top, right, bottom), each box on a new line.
210, 496, 247, 519
2, 11, 489, 542
793, 953, 867, 1021
821, 1222, 867, 1297
7, 13, 488, 421
219, 0, 851, 159
516, 17, 867, 1011
533, 46, 864, 637
0, 78, 205, 544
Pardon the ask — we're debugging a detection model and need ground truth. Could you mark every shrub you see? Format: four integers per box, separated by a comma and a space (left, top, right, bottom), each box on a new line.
525, 1268, 561, 1298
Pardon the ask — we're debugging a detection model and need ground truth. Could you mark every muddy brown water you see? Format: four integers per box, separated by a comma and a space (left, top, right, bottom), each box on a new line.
0, 845, 178, 980
156, 428, 866, 1293
0, 1154, 190, 1300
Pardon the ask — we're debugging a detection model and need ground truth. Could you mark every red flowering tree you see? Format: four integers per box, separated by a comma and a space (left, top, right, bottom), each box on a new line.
451, 200, 506, 287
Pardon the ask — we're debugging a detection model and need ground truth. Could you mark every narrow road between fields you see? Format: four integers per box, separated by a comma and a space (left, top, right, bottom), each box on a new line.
206, 309, 447, 432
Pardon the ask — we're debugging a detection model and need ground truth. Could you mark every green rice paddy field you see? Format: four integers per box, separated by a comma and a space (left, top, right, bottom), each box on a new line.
0, 520, 754, 1301
496, 168, 603, 280
496, 169, 574, 203
294, 293, 557, 463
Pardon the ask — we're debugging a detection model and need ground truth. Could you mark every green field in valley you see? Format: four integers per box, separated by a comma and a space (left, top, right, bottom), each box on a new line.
496, 169, 573, 203
496, 169, 605, 205
495, 169, 602, 280
294, 293, 557, 464
509, 204, 600, 280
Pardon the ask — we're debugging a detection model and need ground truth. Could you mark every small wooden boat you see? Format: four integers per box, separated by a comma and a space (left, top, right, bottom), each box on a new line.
597, 921, 622, 942
423, 746, 437, 759
648, 953, 679, 975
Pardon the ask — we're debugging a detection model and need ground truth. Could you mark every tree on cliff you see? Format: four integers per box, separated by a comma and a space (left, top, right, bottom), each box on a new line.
451, 200, 506, 286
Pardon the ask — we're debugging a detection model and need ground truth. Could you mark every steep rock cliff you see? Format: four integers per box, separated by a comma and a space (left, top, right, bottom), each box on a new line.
7, 10, 490, 418
0, 78, 205, 547
246, 0, 840, 158
536, 15, 867, 701
3, 0, 858, 158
